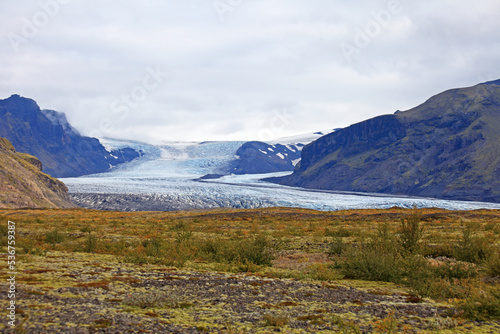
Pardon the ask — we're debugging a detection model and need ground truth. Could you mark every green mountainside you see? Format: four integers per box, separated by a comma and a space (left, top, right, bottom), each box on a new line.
270, 80, 500, 203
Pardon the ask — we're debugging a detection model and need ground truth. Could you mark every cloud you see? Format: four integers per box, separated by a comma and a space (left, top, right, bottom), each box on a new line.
1, 0, 500, 143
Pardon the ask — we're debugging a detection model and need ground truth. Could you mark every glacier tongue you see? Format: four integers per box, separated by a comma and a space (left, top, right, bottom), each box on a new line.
62, 138, 500, 212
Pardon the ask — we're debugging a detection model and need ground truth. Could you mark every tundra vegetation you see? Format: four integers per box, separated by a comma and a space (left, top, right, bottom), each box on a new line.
0, 207, 499, 333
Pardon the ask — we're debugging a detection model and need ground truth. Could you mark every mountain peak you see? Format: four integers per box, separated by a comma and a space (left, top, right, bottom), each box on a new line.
2, 94, 39, 110
4, 94, 36, 103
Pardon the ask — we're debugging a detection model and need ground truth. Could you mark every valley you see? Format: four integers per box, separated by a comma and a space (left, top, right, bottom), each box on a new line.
62, 139, 500, 212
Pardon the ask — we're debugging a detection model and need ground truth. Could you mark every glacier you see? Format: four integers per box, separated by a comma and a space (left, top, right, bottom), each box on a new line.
62, 138, 500, 212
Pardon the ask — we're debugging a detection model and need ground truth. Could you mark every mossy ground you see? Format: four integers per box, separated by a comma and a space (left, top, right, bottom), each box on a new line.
0, 207, 499, 333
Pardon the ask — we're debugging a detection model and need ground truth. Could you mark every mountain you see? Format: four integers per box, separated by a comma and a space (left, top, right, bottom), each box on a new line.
0, 137, 74, 208
228, 131, 335, 175
268, 80, 500, 203
0, 95, 141, 177
229, 142, 302, 174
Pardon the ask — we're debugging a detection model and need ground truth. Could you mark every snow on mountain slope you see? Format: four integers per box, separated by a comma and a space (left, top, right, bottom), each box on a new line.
227, 130, 338, 175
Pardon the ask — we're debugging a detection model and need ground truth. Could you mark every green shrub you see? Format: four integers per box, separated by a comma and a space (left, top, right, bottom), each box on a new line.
84, 233, 98, 253
403, 258, 478, 299
235, 234, 275, 266
199, 237, 230, 263
373, 221, 399, 254
327, 237, 345, 256
175, 230, 193, 243
80, 226, 92, 233
398, 209, 424, 253
454, 223, 491, 263
126, 233, 275, 269
170, 220, 187, 231
0, 235, 7, 247
325, 227, 353, 238
143, 236, 166, 257
198, 234, 275, 267
420, 243, 455, 259
0, 221, 8, 236
458, 289, 500, 321
45, 229, 66, 244
484, 252, 500, 277
18, 239, 45, 256
402, 256, 435, 297
339, 245, 403, 283
432, 262, 478, 280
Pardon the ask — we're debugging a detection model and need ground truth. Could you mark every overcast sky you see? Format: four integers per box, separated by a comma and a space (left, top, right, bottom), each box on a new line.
1, 0, 500, 143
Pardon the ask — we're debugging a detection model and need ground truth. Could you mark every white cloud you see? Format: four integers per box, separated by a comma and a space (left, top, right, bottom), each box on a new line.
1, 0, 500, 143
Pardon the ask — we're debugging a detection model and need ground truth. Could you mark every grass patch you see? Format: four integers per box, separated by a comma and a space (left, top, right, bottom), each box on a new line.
262, 311, 290, 327
122, 291, 183, 309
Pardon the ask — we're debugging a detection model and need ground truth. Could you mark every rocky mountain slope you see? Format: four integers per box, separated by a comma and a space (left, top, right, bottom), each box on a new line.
0, 95, 140, 177
269, 80, 500, 203
0, 137, 74, 208
229, 141, 302, 174
227, 131, 334, 175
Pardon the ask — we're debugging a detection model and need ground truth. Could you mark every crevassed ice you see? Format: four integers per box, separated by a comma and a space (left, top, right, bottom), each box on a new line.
62, 139, 500, 211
